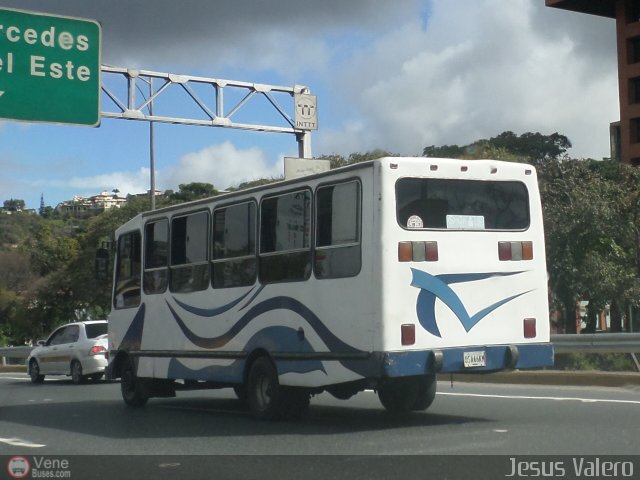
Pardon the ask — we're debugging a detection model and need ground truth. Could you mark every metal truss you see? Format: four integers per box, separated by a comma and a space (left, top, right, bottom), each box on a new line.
100, 65, 312, 156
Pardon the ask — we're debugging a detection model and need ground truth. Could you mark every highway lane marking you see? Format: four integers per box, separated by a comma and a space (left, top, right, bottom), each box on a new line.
0, 438, 46, 448
438, 392, 640, 405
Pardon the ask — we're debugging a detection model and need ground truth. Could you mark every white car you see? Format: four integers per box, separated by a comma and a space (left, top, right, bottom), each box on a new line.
27, 320, 108, 384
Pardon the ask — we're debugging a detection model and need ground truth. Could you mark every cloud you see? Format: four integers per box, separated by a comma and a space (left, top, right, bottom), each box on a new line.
1, 0, 421, 74
31, 168, 151, 198
162, 141, 283, 191
316, 0, 619, 159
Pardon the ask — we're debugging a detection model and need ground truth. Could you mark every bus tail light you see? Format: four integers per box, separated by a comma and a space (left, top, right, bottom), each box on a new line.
398, 242, 438, 262
401, 324, 415, 345
523, 318, 537, 338
498, 241, 533, 261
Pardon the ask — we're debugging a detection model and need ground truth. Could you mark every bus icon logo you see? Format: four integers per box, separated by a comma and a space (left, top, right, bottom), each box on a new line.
7, 456, 30, 479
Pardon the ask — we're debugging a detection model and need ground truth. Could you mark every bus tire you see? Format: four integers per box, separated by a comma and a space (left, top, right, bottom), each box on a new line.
378, 379, 416, 413
121, 358, 148, 407
282, 388, 311, 418
412, 374, 437, 411
233, 385, 248, 403
247, 356, 286, 420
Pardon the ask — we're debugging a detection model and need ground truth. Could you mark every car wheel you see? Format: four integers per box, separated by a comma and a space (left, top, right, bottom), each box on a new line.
121, 358, 148, 407
29, 360, 45, 384
71, 360, 85, 385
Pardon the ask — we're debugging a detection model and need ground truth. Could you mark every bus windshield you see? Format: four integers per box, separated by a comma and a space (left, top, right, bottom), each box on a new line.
396, 178, 530, 231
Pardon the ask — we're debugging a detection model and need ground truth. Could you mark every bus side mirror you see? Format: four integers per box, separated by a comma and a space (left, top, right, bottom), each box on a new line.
95, 248, 110, 281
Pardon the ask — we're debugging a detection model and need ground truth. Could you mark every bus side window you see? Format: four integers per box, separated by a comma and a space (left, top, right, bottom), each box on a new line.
114, 231, 142, 309
212, 202, 257, 288
170, 211, 210, 293
259, 190, 311, 284
144, 219, 169, 295
315, 181, 361, 279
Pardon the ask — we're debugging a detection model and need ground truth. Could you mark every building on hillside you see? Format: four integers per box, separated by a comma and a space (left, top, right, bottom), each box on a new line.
546, 0, 639, 164
56, 191, 128, 216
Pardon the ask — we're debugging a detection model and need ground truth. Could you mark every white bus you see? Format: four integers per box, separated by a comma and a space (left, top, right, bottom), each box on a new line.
106, 157, 553, 418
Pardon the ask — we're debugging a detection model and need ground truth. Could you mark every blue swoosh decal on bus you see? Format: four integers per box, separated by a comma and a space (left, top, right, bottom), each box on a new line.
167, 326, 327, 381
411, 268, 532, 337
166, 296, 362, 355
172, 287, 256, 317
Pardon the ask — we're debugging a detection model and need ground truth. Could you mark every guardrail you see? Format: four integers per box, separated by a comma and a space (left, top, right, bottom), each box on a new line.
1, 334, 639, 367
551, 333, 640, 354
0, 346, 33, 366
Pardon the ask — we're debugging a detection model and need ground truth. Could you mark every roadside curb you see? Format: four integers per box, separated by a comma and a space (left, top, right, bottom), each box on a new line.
0, 366, 26, 373
440, 370, 640, 388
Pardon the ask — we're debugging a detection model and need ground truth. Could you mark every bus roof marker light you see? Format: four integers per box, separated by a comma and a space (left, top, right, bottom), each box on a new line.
461, 166, 468, 172
490, 167, 498, 174
430, 165, 438, 171
390, 163, 398, 169
525, 169, 532, 175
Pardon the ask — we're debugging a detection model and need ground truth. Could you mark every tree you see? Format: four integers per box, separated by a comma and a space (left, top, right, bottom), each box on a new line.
3, 198, 25, 212
538, 158, 640, 333
423, 131, 571, 163
168, 182, 219, 203
318, 149, 399, 169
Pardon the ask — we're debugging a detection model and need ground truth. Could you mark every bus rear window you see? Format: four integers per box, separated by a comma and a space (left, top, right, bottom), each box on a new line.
396, 178, 529, 231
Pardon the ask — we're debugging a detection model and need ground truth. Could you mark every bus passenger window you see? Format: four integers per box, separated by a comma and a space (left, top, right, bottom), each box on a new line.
259, 190, 311, 283
170, 211, 210, 293
144, 219, 169, 295
114, 231, 142, 309
212, 202, 257, 288
315, 181, 361, 279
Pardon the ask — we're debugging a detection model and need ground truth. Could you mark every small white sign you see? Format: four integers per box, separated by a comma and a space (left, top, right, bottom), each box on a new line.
446, 214, 485, 230
406, 215, 424, 229
294, 93, 318, 130
284, 157, 330, 180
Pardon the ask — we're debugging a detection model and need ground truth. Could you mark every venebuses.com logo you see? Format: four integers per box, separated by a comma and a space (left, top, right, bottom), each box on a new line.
7, 456, 30, 479
6, 456, 72, 478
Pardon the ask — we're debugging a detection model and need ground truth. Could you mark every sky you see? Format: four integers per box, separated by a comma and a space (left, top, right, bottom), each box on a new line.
0, 0, 619, 210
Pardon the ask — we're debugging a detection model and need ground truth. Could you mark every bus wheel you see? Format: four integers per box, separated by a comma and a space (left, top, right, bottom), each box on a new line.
233, 385, 248, 403
378, 375, 437, 413
411, 374, 437, 411
121, 359, 148, 407
247, 357, 285, 419
282, 387, 311, 418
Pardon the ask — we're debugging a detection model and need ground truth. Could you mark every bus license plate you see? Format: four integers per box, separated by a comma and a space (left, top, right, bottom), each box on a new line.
463, 351, 486, 368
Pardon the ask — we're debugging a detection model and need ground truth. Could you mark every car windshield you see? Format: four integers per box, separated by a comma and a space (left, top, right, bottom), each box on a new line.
85, 323, 108, 339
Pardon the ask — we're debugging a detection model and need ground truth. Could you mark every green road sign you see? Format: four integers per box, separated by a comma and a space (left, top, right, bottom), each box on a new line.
0, 8, 101, 126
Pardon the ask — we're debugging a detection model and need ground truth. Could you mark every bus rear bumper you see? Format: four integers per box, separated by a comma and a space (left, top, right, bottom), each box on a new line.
382, 342, 554, 377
